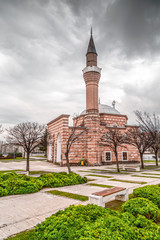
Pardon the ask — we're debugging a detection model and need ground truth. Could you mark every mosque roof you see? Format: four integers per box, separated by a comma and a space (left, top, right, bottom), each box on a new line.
81, 103, 121, 115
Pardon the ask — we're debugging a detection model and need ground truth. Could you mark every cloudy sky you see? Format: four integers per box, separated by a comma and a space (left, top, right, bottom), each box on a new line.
1, 0, 160, 131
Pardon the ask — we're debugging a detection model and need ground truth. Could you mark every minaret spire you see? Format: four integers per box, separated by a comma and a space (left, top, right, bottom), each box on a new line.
87, 28, 97, 56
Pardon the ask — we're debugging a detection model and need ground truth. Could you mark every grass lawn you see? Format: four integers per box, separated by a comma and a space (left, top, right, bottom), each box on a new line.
108, 179, 147, 184
47, 190, 89, 201
0, 158, 45, 162
0, 157, 25, 161
143, 165, 160, 170
142, 172, 160, 176
90, 169, 130, 174
86, 174, 112, 178
87, 183, 114, 188
0, 170, 23, 174
7, 229, 35, 240
144, 160, 156, 163
132, 174, 160, 179
86, 178, 96, 182
32, 155, 46, 158
105, 200, 124, 211
29, 171, 52, 175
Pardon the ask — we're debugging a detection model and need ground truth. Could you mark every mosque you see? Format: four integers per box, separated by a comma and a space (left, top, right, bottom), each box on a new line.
47, 31, 140, 165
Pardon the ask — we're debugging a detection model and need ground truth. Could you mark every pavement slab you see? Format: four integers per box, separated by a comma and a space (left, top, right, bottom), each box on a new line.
0, 191, 84, 240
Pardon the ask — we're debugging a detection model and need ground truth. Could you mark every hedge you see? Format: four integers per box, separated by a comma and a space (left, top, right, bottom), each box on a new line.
0, 172, 87, 197
133, 185, 160, 208
34, 204, 160, 240
39, 172, 87, 187
122, 197, 159, 220
7, 152, 22, 158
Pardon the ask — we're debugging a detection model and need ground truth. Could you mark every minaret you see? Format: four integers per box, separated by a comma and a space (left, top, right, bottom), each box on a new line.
83, 29, 101, 165
83, 29, 101, 113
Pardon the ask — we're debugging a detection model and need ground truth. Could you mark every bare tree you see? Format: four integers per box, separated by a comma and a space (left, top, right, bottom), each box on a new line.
101, 127, 127, 172
7, 122, 45, 174
39, 128, 48, 156
65, 119, 86, 173
0, 125, 3, 154
126, 128, 152, 169
135, 111, 160, 166
0, 125, 3, 134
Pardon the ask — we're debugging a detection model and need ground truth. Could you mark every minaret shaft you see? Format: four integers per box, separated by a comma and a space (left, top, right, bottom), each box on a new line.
83, 31, 101, 114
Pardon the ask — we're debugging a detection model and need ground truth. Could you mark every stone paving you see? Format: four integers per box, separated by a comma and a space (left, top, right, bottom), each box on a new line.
1, 160, 160, 239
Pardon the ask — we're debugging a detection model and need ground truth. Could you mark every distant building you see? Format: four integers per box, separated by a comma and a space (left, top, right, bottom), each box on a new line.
1, 143, 43, 155
47, 31, 140, 165
1, 143, 24, 154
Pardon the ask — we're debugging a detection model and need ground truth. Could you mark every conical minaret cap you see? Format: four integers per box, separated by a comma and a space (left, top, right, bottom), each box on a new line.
86, 28, 97, 55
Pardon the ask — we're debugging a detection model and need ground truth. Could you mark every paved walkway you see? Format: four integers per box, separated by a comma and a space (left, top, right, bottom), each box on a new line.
1, 160, 160, 239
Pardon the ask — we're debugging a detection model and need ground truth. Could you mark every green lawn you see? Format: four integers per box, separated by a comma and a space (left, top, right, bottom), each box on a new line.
132, 174, 160, 179
108, 179, 147, 184
0, 157, 25, 161
87, 183, 114, 188
143, 165, 160, 170
144, 160, 155, 162
47, 190, 89, 201
86, 174, 112, 178
0, 158, 45, 162
29, 171, 52, 175
0, 170, 23, 174
7, 229, 35, 240
91, 169, 130, 174
142, 173, 160, 176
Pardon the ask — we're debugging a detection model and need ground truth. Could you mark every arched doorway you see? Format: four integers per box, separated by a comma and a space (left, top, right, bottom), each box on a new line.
56, 133, 61, 163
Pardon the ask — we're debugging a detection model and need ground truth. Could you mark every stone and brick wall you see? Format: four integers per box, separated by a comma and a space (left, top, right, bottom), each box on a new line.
47, 112, 140, 165
47, 115, 70, 164
100, 113, 128, 127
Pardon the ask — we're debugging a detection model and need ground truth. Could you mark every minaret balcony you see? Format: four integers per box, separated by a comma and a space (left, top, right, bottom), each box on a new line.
82, 66, 101, 74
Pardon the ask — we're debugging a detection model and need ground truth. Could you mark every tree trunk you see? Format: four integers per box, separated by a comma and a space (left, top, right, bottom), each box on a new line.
65, 152, 71, 173
115, 151, 120, 172
45, 150, 47, 157
155, 150, 159, 167
140, 153, 144, 169
26, 151, 30, 174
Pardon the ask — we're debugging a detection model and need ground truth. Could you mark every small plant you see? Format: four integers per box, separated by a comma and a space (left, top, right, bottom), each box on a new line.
122, 197, 159, 220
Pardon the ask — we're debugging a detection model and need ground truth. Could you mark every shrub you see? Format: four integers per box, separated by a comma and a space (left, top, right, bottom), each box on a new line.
0, 172, 87, 197
122, 197, 159, 220
16, 152, 23, 157
133, 185, 160, 208
35, 204, 160, 240
39, 172, 87, 188
7, 152, 22, 158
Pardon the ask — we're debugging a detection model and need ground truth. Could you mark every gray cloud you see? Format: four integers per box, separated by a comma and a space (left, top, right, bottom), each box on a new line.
0, 0, 160, 129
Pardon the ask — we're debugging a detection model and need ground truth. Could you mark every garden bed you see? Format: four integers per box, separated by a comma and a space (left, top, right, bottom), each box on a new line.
0, 172, 87, 197
8, 204, 160, 239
